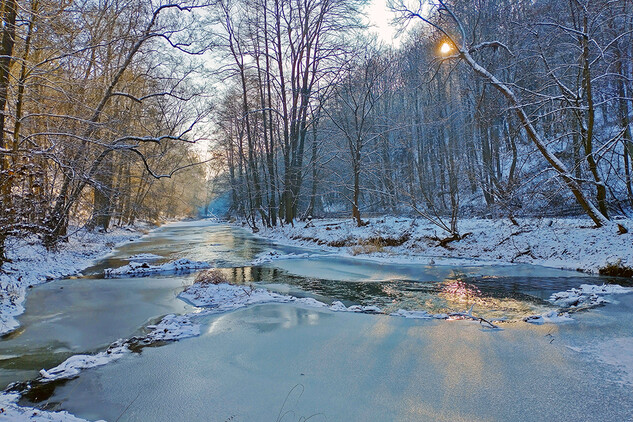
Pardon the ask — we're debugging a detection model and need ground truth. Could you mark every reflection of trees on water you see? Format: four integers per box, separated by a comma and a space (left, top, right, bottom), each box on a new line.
217, 266, 559, 320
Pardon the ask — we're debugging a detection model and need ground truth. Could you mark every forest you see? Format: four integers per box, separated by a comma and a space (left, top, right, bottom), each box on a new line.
1, 0, 633, 264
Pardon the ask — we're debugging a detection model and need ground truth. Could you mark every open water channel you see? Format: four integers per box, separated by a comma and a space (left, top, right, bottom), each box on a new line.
1, 220, 632, 421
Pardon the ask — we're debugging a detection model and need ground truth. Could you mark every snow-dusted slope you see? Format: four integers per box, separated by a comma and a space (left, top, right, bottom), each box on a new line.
246, 217, 633, 274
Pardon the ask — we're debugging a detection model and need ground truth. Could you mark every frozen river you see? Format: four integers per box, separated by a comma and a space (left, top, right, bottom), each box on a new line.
1, 220, 632, 421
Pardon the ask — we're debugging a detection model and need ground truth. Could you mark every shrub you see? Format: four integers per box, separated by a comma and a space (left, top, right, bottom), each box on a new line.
599, 259, 633, 278
194, 269, 228, 285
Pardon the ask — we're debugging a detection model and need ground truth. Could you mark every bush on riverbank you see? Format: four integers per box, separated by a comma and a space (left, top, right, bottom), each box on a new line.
194, 269, 229, 285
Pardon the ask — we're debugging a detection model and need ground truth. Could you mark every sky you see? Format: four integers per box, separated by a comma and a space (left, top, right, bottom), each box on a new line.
365, 0, 401, 46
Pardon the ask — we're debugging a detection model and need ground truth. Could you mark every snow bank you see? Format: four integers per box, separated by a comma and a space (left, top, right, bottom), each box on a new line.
0, 226, 145, 336
104, 258, 210, 277
243, 217, 633, 275
549, 284, 633, 309
0, 393, 99, 421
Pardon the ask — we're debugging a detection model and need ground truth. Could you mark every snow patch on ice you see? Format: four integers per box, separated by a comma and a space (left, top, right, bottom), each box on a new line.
0, 392, 99, 421
549, 284, 633, 309
104, 258, 210, 277
39, 344, 129, 382
251, 251, 335, 265
251, 251, 310, 265
179, 282, 292, 309
146, 313, 201, 341
524, 310, 574, 325
179, 282, 391, 316
127, 253, 162, 261
390, 309, 449, 319
37, 313, 201, 384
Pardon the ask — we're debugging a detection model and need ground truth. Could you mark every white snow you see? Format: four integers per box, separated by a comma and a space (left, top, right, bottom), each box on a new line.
0, 393, 99, 421
251, 251, 329, 265
127, 253, 162, 261
104, 258, 210, 277
146, 313, 201, 341
0, 226, 145, 336
179, 282, 393, 315
243, 217, 633, 274
523, 310, 575, 325
180, 281, 508, 327
549, 284, 633, 309
39, 344, 130, 382
390, 309, 449, 319
37, 313, 202, 384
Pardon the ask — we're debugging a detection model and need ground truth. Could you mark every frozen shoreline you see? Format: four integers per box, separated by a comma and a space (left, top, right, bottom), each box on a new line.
0, 225, 148, 336
239, 216, 633, 275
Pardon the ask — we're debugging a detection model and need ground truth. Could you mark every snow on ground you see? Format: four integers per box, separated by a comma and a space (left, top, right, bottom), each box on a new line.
245, 217, 633, 274
0, 225, 147, 336
0, 393, 99, 421
104, 258, 210, 277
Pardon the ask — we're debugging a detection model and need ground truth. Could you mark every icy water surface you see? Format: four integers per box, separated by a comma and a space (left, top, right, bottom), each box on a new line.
1, 219, 632, 421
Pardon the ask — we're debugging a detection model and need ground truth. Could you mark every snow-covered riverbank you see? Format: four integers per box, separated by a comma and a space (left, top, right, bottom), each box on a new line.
0, 225, 148, 335
243, 217, 633, 276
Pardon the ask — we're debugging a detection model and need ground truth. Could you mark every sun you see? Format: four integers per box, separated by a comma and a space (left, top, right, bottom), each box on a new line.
440, 42, 452, 54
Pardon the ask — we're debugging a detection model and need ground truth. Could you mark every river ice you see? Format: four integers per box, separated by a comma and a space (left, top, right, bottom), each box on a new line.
2, 220, 632, 421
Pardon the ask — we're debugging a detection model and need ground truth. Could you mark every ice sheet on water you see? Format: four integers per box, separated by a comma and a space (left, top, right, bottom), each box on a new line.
568, 337, 633, 386
38, 314, 202, 384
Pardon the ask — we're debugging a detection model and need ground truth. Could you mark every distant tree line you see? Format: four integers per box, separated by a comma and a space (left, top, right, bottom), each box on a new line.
2, 0, 632, 266
217, 0, 633, 235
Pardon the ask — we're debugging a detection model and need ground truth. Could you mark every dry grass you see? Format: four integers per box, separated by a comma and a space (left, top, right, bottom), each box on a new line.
194, 269, 228, 285
598, 259, 633, 278
349, 238, 385, 255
